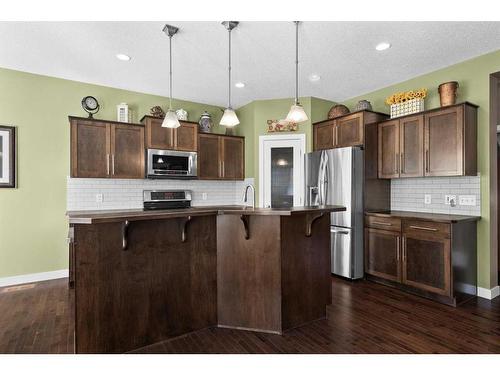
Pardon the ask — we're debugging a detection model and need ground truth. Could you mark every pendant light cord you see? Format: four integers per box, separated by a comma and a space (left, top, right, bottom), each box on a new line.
295, 21, 299, 105
169, 34, 173, 111
228, 28, 232, 109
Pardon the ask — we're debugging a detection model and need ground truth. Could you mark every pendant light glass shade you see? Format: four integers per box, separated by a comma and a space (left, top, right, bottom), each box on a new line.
220, 107, 240, 127
162, 24, 180, 128
286, 104, 308, 123
220, 21, 240, 128
162, 109, 181, 128
286, 21, 308, 124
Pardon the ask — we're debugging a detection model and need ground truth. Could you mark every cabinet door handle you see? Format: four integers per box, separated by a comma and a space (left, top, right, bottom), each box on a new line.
335, 126, 338, 146
409, 225, 437, 232
425, 149, 430, 173
396, 236, 400, 261
222, 161, 225, 178
111, 154, 115, 176
395, 153, 398, 174
400, 152, 404, 173
373, 221, 392, 226
106, 154, 110, 175
402, 237, 406, 261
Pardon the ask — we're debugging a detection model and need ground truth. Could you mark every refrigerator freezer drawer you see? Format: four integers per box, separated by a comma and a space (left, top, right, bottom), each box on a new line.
331, 226, 352, 278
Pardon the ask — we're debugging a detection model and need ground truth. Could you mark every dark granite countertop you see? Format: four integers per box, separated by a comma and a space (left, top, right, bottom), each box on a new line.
365, 210, 480, 223
67, 205, 346, 224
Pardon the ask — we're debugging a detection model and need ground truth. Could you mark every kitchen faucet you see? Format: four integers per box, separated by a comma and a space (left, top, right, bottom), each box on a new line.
243, 184, 256, 209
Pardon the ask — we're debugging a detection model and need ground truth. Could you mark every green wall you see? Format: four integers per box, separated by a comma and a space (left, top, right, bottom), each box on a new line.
0, 67, 223, 279
342, 49, 500, 290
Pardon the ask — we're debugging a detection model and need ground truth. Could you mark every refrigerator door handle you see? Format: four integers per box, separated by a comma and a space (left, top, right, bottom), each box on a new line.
309, 186, 319, 206
330, 227, 350, 235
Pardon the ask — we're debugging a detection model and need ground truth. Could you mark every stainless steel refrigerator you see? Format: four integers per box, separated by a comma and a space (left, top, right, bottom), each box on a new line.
305, 147, 364, 279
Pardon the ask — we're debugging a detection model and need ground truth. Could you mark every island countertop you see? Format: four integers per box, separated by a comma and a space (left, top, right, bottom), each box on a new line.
67, 205, 346, 224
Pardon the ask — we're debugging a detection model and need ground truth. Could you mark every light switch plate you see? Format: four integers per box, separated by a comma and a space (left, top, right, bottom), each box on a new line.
95, 193, 104, 203
424, 194, 432, 204
202, 193, 208, 201
445, 195, 457, 206
459, 195, 476, 206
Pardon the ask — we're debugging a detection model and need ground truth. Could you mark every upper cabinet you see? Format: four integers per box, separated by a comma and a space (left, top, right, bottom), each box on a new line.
377, 103, 477, 179
313, 110, 388, 151
70, 117, 145, 179
198, 133, 244, 180
141, 115, 198, 152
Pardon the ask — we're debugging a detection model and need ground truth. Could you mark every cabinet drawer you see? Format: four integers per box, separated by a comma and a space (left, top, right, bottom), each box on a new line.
403, 220, 450, 238
365, 215, 401, 232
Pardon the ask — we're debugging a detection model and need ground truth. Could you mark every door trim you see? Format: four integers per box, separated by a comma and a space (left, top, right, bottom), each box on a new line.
258, 133, 306, 208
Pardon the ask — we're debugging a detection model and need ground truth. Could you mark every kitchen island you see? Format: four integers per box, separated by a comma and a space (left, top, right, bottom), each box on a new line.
67, 205, 345, 353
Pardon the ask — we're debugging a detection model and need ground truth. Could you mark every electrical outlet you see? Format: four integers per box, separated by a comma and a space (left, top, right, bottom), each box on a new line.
459, 195, 476, 206
445, 195, 457, 206
95, 193, 104, 203
202, 193, 208, 201
424, 194, 432, 204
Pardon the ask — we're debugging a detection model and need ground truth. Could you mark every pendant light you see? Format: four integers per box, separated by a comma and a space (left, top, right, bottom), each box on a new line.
161, 24, 181, 128
220, 21, 240, 128
286, 21, 308, 123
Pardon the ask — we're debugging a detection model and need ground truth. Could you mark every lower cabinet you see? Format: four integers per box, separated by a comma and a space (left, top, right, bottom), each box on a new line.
364, 228, 401, 282
364, 213, 477, 306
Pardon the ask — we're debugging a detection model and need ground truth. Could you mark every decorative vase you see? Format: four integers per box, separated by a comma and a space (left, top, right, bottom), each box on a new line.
176, 108, 188, 121
438, 81, 459, 107
354, 100, 372, 111
198, 111, 213, 133
150, 106, 165, 118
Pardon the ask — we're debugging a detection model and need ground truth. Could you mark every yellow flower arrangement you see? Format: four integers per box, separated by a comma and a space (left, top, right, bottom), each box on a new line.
385, 88, 427, 105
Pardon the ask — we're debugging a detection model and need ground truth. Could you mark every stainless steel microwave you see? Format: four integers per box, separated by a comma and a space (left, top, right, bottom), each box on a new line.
146, 149, 197, 179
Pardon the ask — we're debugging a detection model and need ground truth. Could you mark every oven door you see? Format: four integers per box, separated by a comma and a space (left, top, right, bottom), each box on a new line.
147, 149, 197, 178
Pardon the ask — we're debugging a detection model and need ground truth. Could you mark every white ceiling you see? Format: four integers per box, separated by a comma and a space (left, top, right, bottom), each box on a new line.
1, 21, 500, 108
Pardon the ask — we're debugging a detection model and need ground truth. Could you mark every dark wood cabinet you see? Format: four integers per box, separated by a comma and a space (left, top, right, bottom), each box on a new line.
378, 120, 400, 179
364, 212, 478, 306
365, 228, 401, 282
402, 231, 451, 296
111, 124, 145, 179
198, 133, 244, 180
141, 115, 198, 152
313, 120, 335, 150
336, 113, 364, 147
377, 103, 477, 179
70, 117, 145, 179
313, 110, 388, 151
400, 115, 424, 177
71, 119, 110, 178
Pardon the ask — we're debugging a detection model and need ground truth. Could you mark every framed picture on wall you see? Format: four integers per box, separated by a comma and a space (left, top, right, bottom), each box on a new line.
0, 125, 16, 188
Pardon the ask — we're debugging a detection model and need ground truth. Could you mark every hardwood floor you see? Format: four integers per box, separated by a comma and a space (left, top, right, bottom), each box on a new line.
0, 277, 498, 354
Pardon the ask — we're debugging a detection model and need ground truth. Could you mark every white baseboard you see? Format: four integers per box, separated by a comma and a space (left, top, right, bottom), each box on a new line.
477, 285, 500, 300
0, 269, 68, 288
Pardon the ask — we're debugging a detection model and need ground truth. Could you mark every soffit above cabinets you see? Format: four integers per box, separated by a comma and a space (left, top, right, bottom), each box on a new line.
1, 21, 500, 107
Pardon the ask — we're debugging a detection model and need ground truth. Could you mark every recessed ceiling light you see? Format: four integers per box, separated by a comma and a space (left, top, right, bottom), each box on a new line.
116, 53, 131, 61
375, 42, 391, 51
309, 74, 321, 82
235, 82, 245, 88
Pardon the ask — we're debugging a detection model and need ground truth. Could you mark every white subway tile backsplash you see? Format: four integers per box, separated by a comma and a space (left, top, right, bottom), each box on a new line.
67, 177, 255, 211
390, 175, 481, 216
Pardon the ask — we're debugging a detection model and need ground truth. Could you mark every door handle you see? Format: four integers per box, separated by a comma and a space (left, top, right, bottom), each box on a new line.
395, 153, 399, 174
425, 150, 430, 173
396, 236, 400, 261
330, 228, 349, 235
111, 154, 115, 176
335, 126, 338, 146
106, 154, 110, 176
400, 152, 404, 173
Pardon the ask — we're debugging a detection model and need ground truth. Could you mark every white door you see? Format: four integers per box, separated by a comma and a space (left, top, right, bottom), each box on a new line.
259, 134, 305, 208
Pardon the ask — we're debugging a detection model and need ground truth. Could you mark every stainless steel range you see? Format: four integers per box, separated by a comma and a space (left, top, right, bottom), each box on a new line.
143, 190, 192, 210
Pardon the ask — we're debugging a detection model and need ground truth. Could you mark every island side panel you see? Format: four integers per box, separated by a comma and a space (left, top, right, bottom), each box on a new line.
74, 215, 217, 353
280, 213, 331, 331
217, 215, 282, 334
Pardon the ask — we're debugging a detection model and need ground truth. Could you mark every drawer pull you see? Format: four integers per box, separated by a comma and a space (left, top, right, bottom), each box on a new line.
372, 221, 392, 226
409, 225, 437, 232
